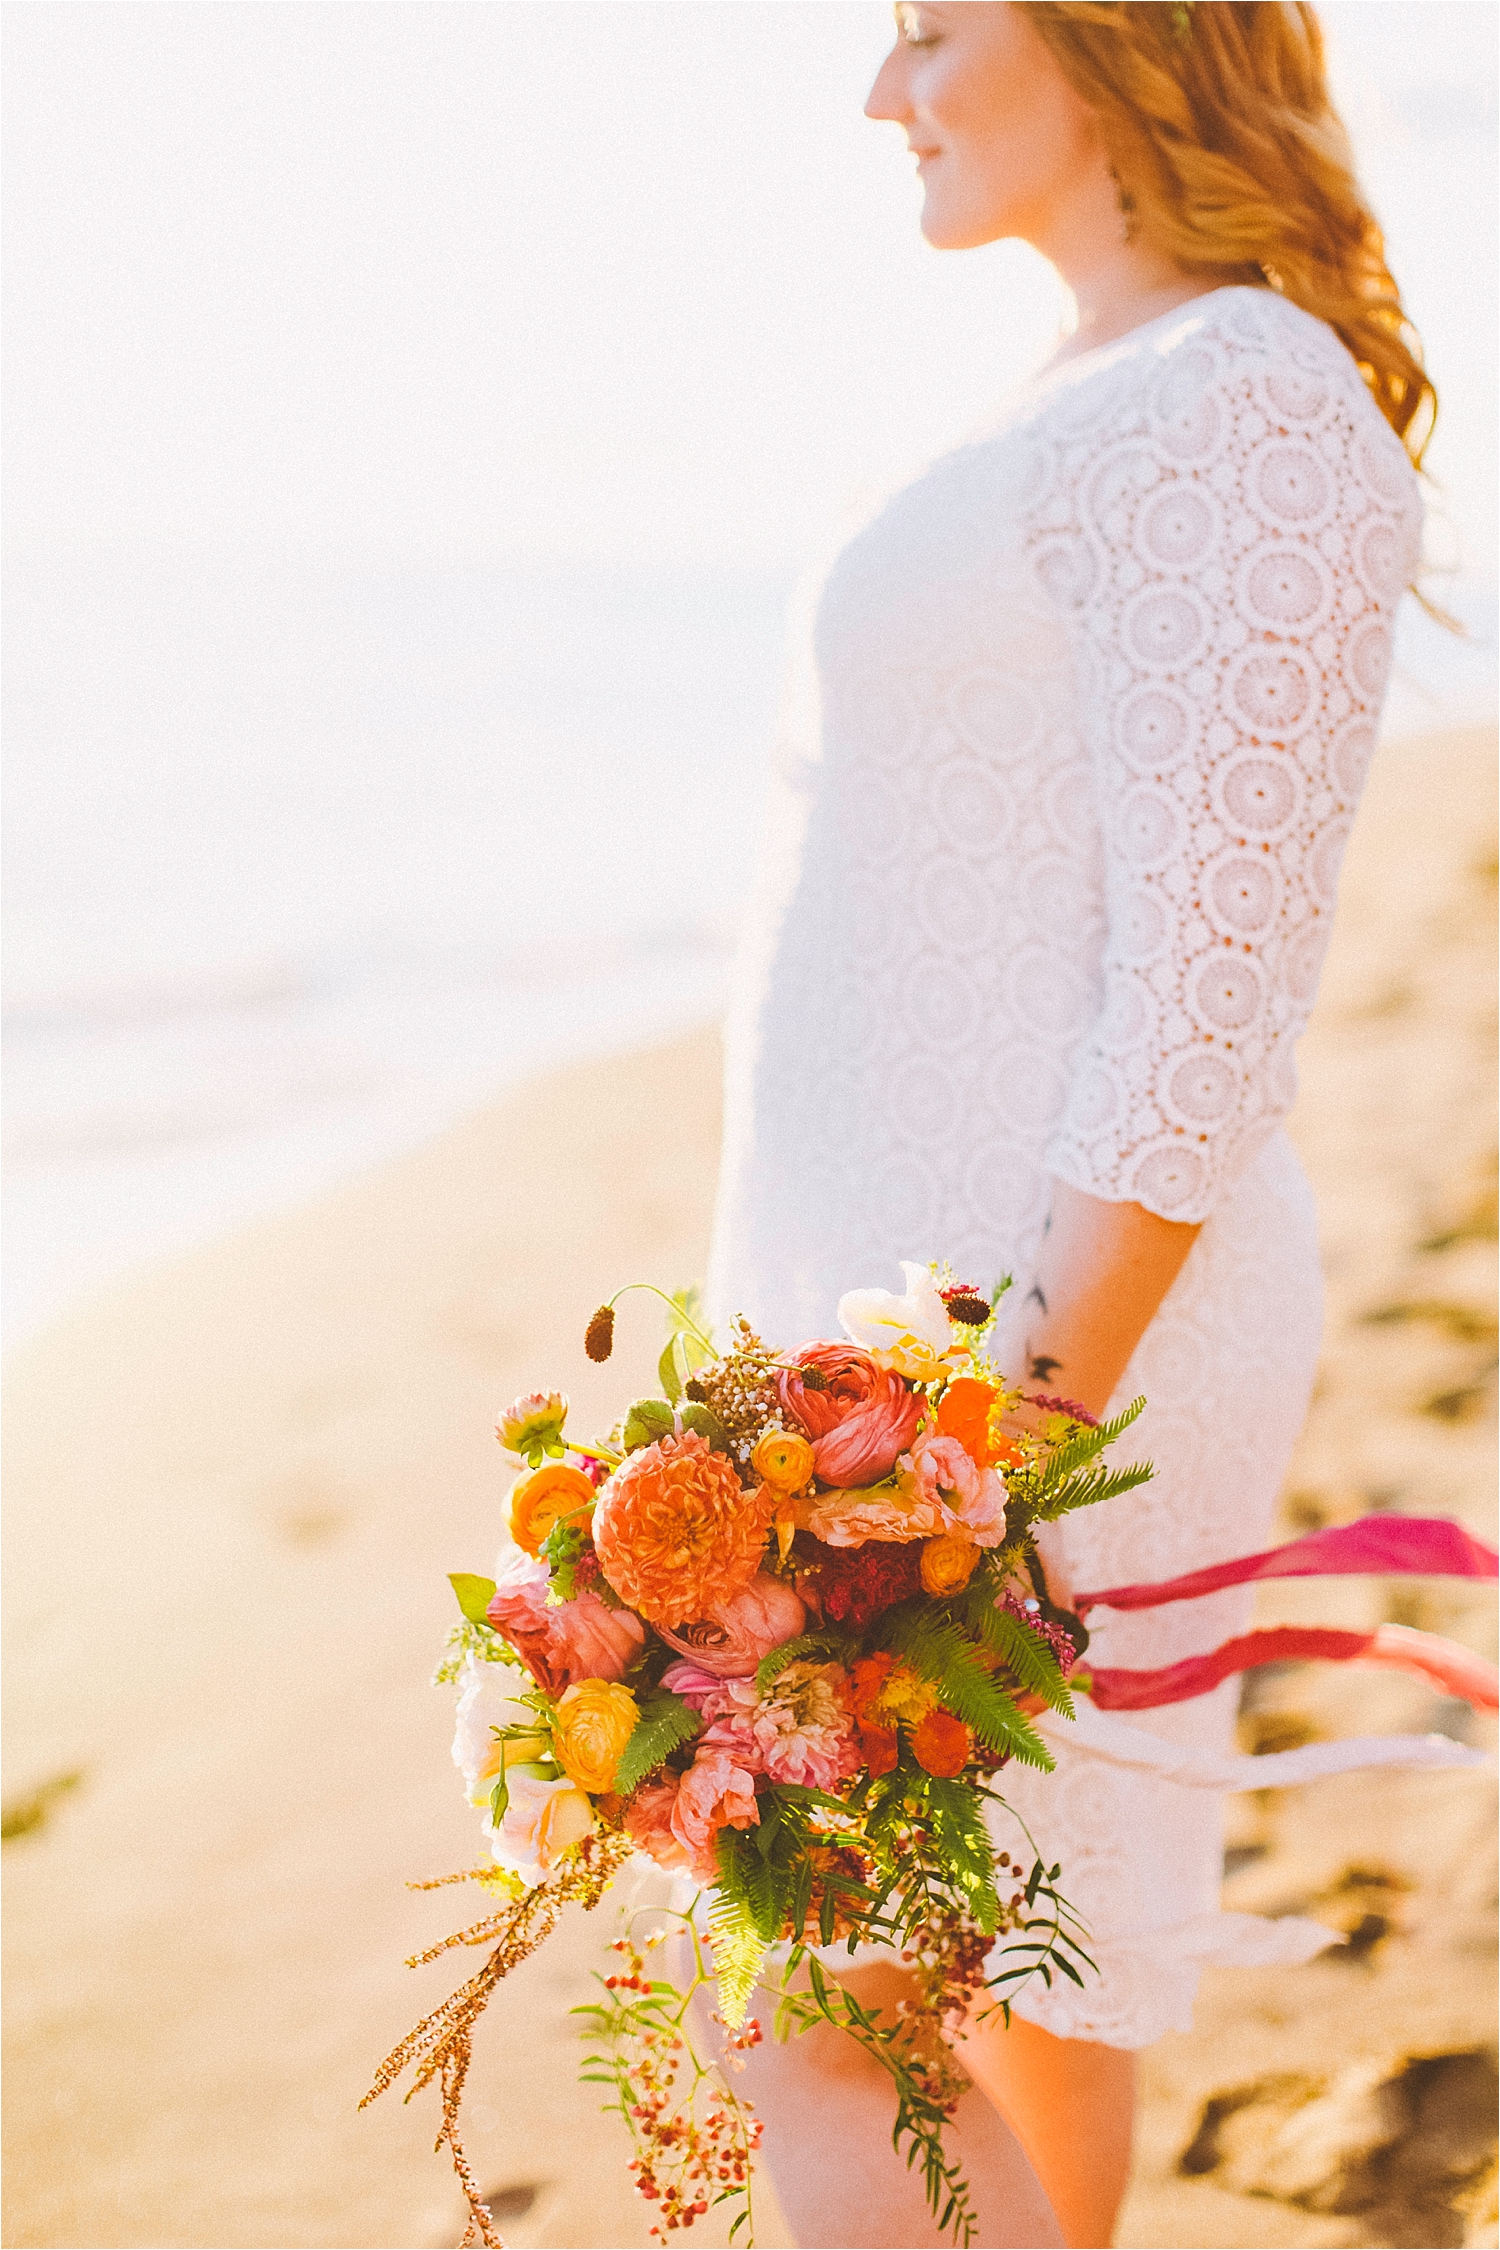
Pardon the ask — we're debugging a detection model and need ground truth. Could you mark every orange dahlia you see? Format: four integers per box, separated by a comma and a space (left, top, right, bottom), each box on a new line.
593, 1430, 769, 1628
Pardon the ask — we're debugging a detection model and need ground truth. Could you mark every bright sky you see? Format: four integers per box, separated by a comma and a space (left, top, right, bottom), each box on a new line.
4, 1, 1496, 576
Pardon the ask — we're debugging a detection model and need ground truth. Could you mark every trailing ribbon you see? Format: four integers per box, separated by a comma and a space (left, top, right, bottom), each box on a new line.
1089, 1623, 1499, 1712
1035, 1701, 1490, 1788
1065, 1514, 1499, 1714
1074, 1515, 1497, 1617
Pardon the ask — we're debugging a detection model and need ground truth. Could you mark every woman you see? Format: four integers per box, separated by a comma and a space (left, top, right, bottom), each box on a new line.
704, 5, 1429, 2245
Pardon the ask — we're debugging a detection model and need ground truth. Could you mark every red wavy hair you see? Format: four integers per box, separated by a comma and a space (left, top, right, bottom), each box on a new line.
1017, 1, 1436, 465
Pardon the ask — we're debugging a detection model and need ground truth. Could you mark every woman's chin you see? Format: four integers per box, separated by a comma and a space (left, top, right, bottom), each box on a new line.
918, 193, 1002, 252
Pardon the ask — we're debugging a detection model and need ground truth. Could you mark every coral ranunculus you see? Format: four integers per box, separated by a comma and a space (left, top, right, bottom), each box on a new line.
911, 1707, 973, 1779
654, 1573, 807, 1677
552, 1679, 640, 1793
593, 1430, 770, 1628
509, 1462, 597, 1557
779, 1343, 924, 1486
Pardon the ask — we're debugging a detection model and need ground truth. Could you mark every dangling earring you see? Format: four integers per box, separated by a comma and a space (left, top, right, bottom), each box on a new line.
1109, 164, 1137, 245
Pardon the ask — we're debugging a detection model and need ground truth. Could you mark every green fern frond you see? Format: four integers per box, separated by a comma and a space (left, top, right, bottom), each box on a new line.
614, 1687, 699, 1797
1030, 1458, 1154, 1522
962, 1593, 1074, 1715
707, 1886, 770, 2028
883, 1608, 1055, 1771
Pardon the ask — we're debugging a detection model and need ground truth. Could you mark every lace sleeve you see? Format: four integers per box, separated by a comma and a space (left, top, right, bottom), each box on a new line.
1037, 302, 1423, 1222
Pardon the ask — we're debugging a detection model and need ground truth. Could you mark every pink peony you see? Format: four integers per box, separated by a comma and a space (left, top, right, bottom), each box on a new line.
485, 1547, 646, 1695
910, 1433, 1008, 1547
655, 1572, 807, 1678
669, 1747, 761, 1882
623, 1773, 693, 1873
752, 1660, 862, 1790
778, 1343, 924, 1485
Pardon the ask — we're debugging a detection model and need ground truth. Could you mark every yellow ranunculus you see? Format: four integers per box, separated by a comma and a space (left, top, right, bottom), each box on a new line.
552, 1679, 640, 1794
509, 1461, 597, 1557
919, 1534, 980, 1596
751, 1428, 816, 1494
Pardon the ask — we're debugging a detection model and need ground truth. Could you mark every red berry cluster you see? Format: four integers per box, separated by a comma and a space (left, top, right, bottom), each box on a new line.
604, 1939, 763, 2241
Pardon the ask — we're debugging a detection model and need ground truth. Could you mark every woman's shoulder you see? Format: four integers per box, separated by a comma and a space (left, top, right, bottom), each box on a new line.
1025, 284, 1420, 516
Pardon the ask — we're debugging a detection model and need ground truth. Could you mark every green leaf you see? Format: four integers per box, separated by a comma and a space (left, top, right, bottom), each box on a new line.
613, 1686, 700, 1797
678, 1401, 732, 1452
622, 1397, 676, 1451
658, 1335, 684, 1403
448, 1572, 497, 1625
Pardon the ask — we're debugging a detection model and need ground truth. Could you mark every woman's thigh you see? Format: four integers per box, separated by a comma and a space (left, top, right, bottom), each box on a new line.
681, 1952, 1063, 2250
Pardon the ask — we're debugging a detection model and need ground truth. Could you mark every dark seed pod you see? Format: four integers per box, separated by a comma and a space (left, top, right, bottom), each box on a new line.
684, 1377, 707, 1402
798, 1365, 829, 1391
584, 1304, 616, 1362
943, 1292, 992, 1326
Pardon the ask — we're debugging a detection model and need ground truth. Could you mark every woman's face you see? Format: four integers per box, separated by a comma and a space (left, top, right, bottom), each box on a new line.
865, 2, 1109, 253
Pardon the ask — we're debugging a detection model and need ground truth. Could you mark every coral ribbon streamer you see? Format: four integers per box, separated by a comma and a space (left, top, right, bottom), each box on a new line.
1074, 1515, 1498, 1617
1067, 1516, 1499, 1711
1089, 1623, 1500, 1712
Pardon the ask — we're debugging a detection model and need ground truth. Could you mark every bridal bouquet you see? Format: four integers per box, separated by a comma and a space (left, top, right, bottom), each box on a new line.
366, 1266, 1150, 2248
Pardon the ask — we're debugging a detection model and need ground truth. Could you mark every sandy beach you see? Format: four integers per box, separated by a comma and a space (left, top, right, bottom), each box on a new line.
4, 725, 1495, 2250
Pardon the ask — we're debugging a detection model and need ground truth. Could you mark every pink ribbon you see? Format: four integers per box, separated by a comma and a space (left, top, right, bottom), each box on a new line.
1089, 1623, 1499, 1713
1074, 1515, 1497, 1617
1070, 1514, 1499, 1712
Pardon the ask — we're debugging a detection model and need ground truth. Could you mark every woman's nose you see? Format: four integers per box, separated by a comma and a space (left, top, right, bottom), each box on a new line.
864, 49, 911, 124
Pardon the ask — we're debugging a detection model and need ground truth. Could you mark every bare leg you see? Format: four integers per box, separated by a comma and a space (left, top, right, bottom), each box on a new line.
953, 2007, 1135, 2250
692, 1957, 1064, 2250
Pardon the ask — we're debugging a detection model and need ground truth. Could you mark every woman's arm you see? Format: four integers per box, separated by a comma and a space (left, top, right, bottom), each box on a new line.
992, 1179, 1199, 1609
996, 1178, 1201, 1423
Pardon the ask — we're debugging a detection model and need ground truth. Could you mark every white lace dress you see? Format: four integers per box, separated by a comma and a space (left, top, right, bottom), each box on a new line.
705, 286, 1424, 2049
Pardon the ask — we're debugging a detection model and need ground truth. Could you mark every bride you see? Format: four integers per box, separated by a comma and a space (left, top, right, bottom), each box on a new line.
704, 5, 1428, 2245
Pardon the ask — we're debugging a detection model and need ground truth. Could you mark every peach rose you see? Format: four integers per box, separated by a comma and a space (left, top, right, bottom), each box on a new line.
806, 1483, 945, 1547
779, 1344, 924, 1487
485, 1548, 646, 1695
654, 1572, 807, 1678
622, 1773, 693, 1872
490, 1770, 596, 1880
552, 1679, 640, 1794
669, 1747, 760, 1883
594, 1430, 770, 1627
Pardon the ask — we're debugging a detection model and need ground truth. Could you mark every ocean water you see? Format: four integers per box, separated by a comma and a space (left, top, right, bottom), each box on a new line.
3, 553, 1494, 1347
